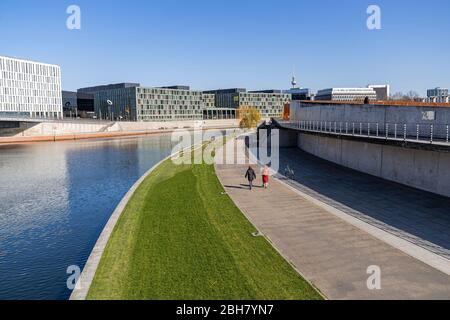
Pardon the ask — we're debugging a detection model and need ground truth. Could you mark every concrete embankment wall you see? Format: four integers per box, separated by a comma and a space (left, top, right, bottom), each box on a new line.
0, 119, 240, 143
292, 101, 450, 125
297, 133, 450, 198
291, 102, 450, 139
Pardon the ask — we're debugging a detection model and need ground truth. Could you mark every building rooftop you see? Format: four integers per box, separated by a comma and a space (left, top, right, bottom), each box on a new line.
78, 83, 140, 93
203, 88, 247, 94
158, 85, 190, 90
0, 54, 60, 67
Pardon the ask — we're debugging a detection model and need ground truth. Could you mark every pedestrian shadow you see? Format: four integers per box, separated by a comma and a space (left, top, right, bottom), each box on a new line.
224, 184, 264, 189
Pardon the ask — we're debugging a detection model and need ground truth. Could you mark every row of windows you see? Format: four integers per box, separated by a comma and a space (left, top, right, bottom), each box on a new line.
138, 109, 203, 115
137, 100, 202, 106
1, 87, 61, 98
0, 103, 62, 112
0, 71, 60, 84
138, 114, 203, 121
0, 79, 61, 93
0, 95, 61, 104
137, 88, 202, 96
0, 57, 60, 77
137, 94, 202, 101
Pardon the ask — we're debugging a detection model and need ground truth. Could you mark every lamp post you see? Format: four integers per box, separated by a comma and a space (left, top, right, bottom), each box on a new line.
107, 100, 113, 121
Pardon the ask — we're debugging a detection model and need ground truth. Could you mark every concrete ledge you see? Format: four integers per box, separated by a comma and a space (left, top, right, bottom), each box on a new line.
0, 124, 238, 145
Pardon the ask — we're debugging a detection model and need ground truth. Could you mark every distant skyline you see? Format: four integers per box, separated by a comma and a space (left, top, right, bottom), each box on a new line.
1, 0, 449, 95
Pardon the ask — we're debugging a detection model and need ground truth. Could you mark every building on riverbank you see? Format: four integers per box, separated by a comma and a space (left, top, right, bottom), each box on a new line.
203, 88, 291, 118
315, 87, 377, 102
78, 83, 205, 122
0, 55, 63, 119
62, 91, 95, 118
426, 87, 449, 103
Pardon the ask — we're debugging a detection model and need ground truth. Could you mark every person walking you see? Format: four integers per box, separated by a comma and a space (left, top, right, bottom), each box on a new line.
245, 166, 257, 190
262, 165, 270, 189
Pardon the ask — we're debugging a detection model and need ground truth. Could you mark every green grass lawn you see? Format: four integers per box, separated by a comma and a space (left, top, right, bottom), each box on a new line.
87, 146, 322, 300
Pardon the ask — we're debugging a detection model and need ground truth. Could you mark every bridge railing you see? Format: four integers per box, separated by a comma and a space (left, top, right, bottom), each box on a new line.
278, 120, 450, 146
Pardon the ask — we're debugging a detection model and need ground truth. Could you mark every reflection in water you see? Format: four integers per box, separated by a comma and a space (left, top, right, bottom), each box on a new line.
0, 134, 176, 300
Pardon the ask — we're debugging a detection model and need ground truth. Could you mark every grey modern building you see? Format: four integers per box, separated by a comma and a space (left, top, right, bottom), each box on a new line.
426, 87, 449, 103
203, 88, 291, 118
283, 87, 313, 101
79, 83, 207, 122
62, 90, 94, 118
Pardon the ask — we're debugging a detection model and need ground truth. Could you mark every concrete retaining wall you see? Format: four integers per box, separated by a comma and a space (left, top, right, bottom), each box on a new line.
291, 102, 450, 139
1, 119, 239, 138
297, 133, 450, 198
292, 102, 450, 125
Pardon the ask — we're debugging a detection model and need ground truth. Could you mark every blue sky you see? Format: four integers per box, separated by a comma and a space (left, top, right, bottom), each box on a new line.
0, 0, 449, 95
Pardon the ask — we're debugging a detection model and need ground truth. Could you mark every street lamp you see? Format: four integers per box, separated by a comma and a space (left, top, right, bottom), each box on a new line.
107, 100, 113, 121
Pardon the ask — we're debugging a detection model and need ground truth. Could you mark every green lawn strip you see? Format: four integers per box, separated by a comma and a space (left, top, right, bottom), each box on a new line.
87, 148, 322, 300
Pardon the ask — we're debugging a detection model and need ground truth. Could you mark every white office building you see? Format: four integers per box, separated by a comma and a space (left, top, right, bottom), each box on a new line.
0, 55, 63, 119
315, 87, 377, 102
368, 84, 390, 100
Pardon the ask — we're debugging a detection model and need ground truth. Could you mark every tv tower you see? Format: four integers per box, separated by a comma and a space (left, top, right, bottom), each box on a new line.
291, 75, 297, 89
291, 67, 297, 88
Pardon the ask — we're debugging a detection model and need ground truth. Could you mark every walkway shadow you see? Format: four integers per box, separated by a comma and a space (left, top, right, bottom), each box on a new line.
275, 147, 450, 259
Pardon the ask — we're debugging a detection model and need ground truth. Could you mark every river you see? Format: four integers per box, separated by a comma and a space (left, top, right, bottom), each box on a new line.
0, 134, 182, 300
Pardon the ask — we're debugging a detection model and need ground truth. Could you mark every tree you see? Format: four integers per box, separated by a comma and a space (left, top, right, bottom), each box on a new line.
390, 91, 422, 101
238, 107, 262, 129
406, 91, 422, 101
390, 92, 404, 100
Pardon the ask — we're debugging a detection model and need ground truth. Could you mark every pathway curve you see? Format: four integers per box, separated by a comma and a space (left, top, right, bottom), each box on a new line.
214, 139, 450, 299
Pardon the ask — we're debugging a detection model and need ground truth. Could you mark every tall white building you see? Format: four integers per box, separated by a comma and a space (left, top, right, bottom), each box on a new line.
0, 55, 63, 119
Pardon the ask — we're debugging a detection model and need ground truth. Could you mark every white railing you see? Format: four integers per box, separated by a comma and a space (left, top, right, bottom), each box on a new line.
278, 120, 450, 146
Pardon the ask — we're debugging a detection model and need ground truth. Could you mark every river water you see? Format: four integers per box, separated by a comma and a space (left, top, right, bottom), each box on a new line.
0, 134, 180, 300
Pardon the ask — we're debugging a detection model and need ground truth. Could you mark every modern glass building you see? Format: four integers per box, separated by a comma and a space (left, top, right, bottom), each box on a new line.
0, 55, 63, 119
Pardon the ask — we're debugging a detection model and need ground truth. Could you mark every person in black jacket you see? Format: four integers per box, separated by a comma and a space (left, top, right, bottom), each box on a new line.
245, 166, 257, 190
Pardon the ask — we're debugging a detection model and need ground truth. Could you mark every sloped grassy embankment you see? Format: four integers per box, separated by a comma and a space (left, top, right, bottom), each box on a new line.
87, 144, 322, 300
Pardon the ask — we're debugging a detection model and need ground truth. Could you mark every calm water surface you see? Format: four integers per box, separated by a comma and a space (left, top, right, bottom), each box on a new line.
0, 134, 179, 300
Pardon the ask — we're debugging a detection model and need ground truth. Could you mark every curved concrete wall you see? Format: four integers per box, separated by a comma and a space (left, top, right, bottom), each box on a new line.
297, 133, 450, 198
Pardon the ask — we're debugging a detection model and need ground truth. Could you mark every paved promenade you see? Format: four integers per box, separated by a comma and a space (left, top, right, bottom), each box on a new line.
277, 148, 450, 260
214, 142, 450, 299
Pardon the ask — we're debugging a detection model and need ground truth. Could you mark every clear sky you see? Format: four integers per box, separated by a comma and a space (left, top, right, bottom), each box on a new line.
0, 0, 449, 95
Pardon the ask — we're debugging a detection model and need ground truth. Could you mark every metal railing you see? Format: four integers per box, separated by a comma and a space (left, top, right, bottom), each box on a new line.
278, 120, 450, 146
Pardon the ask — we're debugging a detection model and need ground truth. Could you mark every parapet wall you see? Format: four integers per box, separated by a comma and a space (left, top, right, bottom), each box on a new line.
0, 119, 240, 143
296, 133, 450, 198
1, 119, 239, 137
292, 101, 450, 125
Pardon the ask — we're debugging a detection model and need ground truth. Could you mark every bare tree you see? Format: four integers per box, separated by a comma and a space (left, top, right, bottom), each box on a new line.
390, 92, 404, 100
